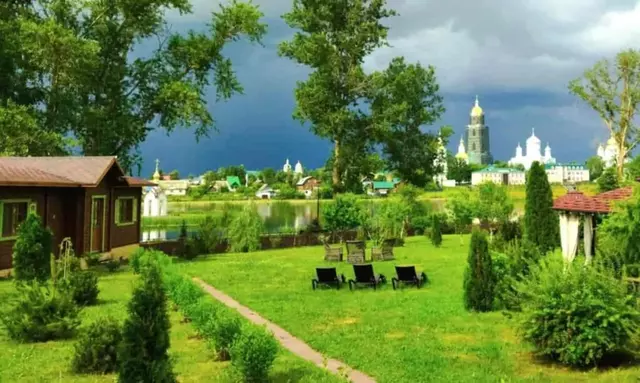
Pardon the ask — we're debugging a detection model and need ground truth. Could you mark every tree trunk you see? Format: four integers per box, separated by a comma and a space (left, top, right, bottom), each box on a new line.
617, 144, 626, 180
332, 140, 341, 186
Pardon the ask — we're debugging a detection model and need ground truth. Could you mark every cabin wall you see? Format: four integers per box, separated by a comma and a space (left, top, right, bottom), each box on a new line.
110, 187, 142, 249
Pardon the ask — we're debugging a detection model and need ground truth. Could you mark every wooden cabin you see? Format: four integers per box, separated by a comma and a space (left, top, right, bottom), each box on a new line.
0, 156, 155, 269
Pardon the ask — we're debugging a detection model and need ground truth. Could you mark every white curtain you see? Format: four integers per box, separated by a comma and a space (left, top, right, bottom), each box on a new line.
559, 213, 568, 259
566, 214, 580, 263
583, 216, 593, 264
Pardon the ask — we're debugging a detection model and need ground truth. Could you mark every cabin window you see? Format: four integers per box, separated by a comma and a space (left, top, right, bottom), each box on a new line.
115, 197, 137, 226
0, 200, 33, 239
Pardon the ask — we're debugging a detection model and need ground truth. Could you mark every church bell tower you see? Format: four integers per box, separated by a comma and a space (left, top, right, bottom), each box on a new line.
466, 96, 493, 165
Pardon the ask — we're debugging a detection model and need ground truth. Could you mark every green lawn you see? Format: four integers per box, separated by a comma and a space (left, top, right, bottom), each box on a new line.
0, 269, 342, 383
178, 235, 639, 383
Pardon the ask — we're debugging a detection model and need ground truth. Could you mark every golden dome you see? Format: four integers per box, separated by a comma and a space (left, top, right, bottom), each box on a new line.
456, 152, 468, 160
470, 95, 483, 117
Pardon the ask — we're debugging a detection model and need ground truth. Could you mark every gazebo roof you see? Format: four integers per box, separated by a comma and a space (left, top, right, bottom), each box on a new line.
552, 186, 634, 214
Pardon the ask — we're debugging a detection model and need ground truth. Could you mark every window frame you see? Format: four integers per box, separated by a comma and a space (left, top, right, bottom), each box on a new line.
115, 196, 137, 226
0, 199, 36, 241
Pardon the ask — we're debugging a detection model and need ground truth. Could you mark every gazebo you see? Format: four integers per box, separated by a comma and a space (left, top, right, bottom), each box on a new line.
552, 185, 634, 264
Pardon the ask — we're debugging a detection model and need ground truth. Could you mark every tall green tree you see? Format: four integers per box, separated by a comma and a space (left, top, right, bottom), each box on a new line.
279, 0, 396, 188
476, 182, 514, 235
585, 155, 605, 181
463, 229, 494, 312
1, 1, 267, 172
524, 161, 558, 254
597, 166, 619, 192
569, 49, 640, 179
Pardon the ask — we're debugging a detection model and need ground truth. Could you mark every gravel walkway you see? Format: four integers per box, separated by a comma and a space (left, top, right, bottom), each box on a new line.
193, 277, 376, 383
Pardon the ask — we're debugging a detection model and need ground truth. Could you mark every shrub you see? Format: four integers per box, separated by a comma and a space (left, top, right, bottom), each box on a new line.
1, 282, 81, 342
202, 310, 242, 360
12, 212, 53, 282
63, 271, 100, 306
84, 251, 102, 267
598, 166, 619, 193
516, 259, 640, 367
230, 325, 279, 383
429, 214, 442, 247
322, 194, 364, 239
191, 216, 223, 256
72, 318, 122, 374
105, 258, 120, 272
409, 214, 430, 235
227, 204, 264, 252
118, 263, 175, 383
129, 247, 146, 274
463, 229, 495, 312
524, 161, 559, 254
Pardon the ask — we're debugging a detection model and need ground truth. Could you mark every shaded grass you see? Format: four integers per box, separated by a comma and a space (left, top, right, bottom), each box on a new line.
0, 269, 342, 382
179, 235, 639, 383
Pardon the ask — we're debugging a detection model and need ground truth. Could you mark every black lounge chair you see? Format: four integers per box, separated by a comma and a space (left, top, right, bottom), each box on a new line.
348, 264, 386, 290
392, 265, 428, 289
312, 267, 346, 290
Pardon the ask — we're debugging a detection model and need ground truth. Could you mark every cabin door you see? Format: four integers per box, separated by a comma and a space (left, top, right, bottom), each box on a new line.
46, 194, 65, 252
91, 197, 106, 253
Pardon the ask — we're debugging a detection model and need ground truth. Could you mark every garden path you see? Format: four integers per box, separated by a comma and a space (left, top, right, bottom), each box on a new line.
194, 277, 376, 383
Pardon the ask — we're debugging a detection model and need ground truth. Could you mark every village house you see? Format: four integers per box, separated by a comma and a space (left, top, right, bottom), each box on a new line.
255, 184, 275, 199
296, 176, 320, 198
0, 156, 155, 269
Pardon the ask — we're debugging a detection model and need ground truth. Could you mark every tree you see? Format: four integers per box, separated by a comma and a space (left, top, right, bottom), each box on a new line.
118, 263, 175, 383
446, 188, 476, 243
586, 155, 605, 181
430, 214, 442, 247
524, 161, 558, 254
463, 229, 494, 312
1, 1, 267, 172
476, 183, 514, 235
597, 166, 619, 192
569, 49, 640, 179
625, 155, 640, 181
369, 58, 446, 187
168, 170, 180, 180
260, 167, 276, 184
12, 212, 53, 282
447, 157, 472, 184
278, 0, 396, 188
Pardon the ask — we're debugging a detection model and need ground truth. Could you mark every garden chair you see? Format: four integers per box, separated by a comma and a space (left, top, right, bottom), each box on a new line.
312, 267, 346, 290
348, 264, 386, 290
324, 242, 343, 262
391, 265, 428, 290
346, 240, 366, 264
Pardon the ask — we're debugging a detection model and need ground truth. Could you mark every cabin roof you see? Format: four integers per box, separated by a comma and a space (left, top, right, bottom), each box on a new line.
552, 186, 634, 214
0, 156, 155, 187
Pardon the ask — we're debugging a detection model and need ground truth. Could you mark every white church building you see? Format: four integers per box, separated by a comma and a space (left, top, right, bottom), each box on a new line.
597, 134, 625, 168
283, 159, 304, 175
142, 186, 168, 217
508, 128, 556, 170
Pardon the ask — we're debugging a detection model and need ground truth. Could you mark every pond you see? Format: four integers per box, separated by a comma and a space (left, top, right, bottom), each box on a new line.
141, 199, 445, 242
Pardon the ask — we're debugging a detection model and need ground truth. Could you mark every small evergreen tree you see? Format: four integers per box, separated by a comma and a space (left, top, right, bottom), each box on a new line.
523, 161, 559, 254
597, 167, 619, 193
463, 229, 494, 312
429, 214, 442, 247
118, 263, 175, 383
13, 212, 53, 282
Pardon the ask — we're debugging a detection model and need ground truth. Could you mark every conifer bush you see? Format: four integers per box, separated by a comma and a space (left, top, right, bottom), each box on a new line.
118, 263, 175, 383
463, 229, 495, 312
72, 318, 122, 374
524, 161, 558, 254
429, 214, 443, 247
12, 212, 53, 282
1, 282, 81, 342
230, 325, 278, 383
516, 258, 640, 367
63, 271, 100, 306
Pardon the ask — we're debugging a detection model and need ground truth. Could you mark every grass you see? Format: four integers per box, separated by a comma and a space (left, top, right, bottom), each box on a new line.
178, 235, 640, 383
0, 268, 342, 382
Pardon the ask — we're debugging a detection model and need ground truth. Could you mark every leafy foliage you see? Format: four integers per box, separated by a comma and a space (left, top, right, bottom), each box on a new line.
475, 183, 514, 233
322, 194, 364, 236
118, 263, 175, 383
516, 258, 640, 367
1, 282, 80, 342
586, 155, 605, 181
72, 318, 122, 374
597, 187, 640, 274
62, 271, 100, 306
598, 166, 620, 192
524, 161, 559, 254
463, 230, 495, 312
366, 199, 406, 244
230, 325, 279, 383
227, 204, 264, 252
12, 212, 53, 282
446, 189, 476, 236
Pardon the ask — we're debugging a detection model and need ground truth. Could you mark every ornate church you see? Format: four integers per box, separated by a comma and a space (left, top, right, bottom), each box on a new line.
455, 96, 493, 165
597, 135, 620, 168
508, 128, 556, 170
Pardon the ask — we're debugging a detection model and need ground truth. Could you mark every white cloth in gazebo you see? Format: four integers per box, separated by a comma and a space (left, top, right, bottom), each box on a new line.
559, 213, 580, 263
583, 216, 594, 264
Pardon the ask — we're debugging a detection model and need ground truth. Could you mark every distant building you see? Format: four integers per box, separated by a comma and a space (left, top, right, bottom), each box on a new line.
545, 163, 590, 184
226, 176, 241, 191
283, 159, 292, 173
142, 187, 168, 217
508, 128, 556, 170
296, 176, 320, 198
597, 134, 624, 168
455, 136, 469, 164
152, 159, 188, 196
466, 96, 493, 165
245, 170, 261, 186
471, 166, 526, 186
433, 134, 456, 188
255, 184, 275, 199
294, 161, 303, 175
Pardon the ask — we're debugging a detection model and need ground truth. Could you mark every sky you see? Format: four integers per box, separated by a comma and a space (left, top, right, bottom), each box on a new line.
139, 0, 640, 177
